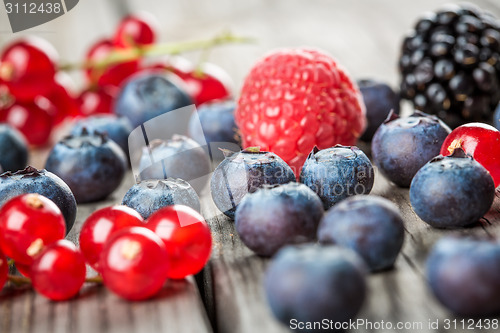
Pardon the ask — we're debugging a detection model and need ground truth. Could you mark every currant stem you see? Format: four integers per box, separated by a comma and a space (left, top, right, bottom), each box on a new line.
7, 274, 103, 286
59, 32, 254, 72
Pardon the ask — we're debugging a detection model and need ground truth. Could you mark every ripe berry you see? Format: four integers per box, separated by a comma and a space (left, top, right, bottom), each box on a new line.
235, 48, 366, 173
0, 250, 8, 290
85, 39, 139, 88
0, 98, 55, 146
399, 4, 500, 127
0, 194, 66, 265
79, 205, 144, 271
100, 227, 169, 301
0, 166, 77, 232
0, 37, 58, 100
31, 240, 86, 301
15, 262, 31, 277
410, 149, 495, 228
440, 122, 500, 187
113, 13, 157, 48
45, 129, 127, 203
44, 75, 79, 125
77, 87, 115, 117
146, 205, 212, 279
210, 148, 296, 219
0, 124, 28, 172
171, 63, 232, 106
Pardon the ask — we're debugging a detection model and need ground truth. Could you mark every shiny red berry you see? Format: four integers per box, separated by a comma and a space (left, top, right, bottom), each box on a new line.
0, 97, 55, 146
0, 37, 58, 100
440, 123, 500, 187
15, 262, 31, 278
31, 240, 86, 301
172, 63, 232, 106
0, 250, 8, 290
113, 13, 157, 48
0, 194, 66, 265
45, 74, 79, 125
100, 227, 169, 300
77, 87, 115, 117
85, 39, 139, 88
79, 205, 144, 272
146, 205, 212, 279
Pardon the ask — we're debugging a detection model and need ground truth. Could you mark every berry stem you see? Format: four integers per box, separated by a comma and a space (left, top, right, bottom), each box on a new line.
59, 32, 254, 72
7, 274, 103, 286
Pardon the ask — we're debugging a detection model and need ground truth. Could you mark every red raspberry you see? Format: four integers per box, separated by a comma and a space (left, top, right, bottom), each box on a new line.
235, 48, 366, 174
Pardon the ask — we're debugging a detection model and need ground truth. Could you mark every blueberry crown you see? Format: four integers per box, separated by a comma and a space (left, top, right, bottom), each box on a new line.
60, 127, 109, 148
0, 165, 44, 179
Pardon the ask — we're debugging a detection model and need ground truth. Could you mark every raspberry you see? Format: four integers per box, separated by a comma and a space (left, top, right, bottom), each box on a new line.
235, 48, 366, 174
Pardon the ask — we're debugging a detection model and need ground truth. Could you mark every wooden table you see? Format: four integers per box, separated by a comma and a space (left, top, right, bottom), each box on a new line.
1, 0, 500, 332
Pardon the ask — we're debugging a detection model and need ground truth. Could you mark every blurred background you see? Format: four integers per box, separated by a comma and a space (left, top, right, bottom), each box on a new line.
1, 0, 499, 91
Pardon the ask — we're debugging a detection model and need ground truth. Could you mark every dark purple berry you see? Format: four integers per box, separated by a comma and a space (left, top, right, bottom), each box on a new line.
138, 135, 211, 193
0, 124, 28, 172
410, 149, 494, 228
318, 195, 405, 272
427, 237, 500, 316
357, 79, 400, 141
210, 147, 295, 219
122, 178, 200, 220
264, 245, 367, 329
0, 166, 77, 233
45, 129, 127, 203
300, 146, 374, 209
235, 183, 323, 256
371, 111, 451, 187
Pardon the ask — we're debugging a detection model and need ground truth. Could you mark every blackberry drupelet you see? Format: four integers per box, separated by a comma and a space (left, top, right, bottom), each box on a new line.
399, 3, 500, 128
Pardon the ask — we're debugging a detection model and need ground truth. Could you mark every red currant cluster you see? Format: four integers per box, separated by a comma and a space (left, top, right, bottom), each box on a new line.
0, 194, 212, 301
0, 13, 233, 147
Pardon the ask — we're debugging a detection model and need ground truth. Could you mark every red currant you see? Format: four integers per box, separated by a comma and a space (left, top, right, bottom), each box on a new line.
45, 74, 79, 125
79, 205, 144, 272
171, 63, 232, 105
31, 240, 86, 301
113, 13, 157, 48
85, 39, 139, 88
0, 37, 58, 100
0, 97, 55, 146
15, 262, 31, 277
0, 194, 66, 265
100, 227, 169, 301
440, 123, 500, 187
77, 87, 115, 117
0, 250, 8, 290
146, 205, 212, 279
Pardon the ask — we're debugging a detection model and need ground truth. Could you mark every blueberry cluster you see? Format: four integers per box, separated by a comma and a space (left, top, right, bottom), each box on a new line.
399, 4, 500, 128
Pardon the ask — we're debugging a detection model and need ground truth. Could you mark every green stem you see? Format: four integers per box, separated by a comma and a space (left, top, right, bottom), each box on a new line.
7, 274, 103, 287
59, 32, 254, 72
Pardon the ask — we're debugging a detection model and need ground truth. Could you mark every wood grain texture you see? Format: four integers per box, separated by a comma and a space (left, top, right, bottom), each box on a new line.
1, 0, 500, 332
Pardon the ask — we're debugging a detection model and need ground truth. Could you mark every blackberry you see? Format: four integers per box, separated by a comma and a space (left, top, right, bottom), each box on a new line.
399, 3, 500, 128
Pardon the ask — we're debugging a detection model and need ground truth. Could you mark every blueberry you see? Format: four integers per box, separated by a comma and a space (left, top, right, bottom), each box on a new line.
410, 149, 494, 228
71, 115, 133, 157
318, 195, 405, 271
371, 111, 451, 187
138, 135, 211, 193
114, 71, 193, 128
0, 166, 77, 233
358, 80, 400, 141
264, 244, 367, 331
300, 146, 374, 210
188, 99, 240, 160
427, 236, 500, 316
210, 147, 296, 219
0, 124, 28, 172
235, 183, 324, 256
122, 178, 200, 219
494, 103, 500, 130
45, 129, 127, 203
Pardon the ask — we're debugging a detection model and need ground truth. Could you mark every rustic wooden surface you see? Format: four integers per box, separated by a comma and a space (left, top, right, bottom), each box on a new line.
1, 0, 500, 332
